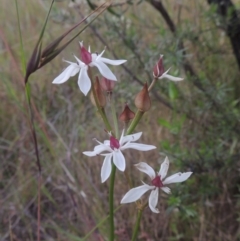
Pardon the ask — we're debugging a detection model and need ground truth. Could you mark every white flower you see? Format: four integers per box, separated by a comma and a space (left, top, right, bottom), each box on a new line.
83, 130, 156, 183
153, 55, 183, 81
121, 157, 192, 213
52, 42, 126, 96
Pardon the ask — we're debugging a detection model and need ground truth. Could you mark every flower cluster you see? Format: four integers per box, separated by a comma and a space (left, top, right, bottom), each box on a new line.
53, 42, 191, 213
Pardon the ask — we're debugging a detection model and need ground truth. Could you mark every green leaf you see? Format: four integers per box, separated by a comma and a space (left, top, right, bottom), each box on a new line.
168, 81, 179, 100
158, 118, 171, 128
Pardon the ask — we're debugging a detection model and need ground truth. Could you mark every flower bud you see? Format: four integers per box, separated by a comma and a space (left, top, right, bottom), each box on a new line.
119, 103, 135, 122
100, 77, 115, 93
90, 76, 106, 108
80, 42, 92, 65
153, 55, 164, 78
134, 83, 151, 112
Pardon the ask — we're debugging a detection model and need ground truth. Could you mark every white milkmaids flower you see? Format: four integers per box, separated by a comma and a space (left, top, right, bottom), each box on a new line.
83, 131, 156, 183
121, 157, 192, 213
153, 55, 183, 81
53, 42, 126, 96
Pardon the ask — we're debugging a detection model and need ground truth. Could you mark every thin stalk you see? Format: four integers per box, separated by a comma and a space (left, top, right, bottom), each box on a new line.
101, 108, 113, 132
109, 94, 119, 137
37, 173, 42, 241
131, 209, 143, 241
15, 0, 26, 70
108, 99, 119, 241
109, 164, 117, 241
126, 110, 144, 135
148, 78, 157, 92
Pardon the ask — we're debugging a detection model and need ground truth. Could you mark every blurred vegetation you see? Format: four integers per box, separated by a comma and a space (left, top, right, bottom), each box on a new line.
1, 0, 240, 240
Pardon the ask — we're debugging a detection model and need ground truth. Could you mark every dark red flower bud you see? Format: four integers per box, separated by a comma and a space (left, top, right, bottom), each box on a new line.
134, 83, 151, 112
153, 55, 164, 78
80, 42, 92, 65
90, 76, 106, 108
100, 77, 115, 93
119, 103, 135, 122
110, 136, 120, 150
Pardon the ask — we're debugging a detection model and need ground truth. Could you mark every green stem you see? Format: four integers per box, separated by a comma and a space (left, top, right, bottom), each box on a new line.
109, 164, 117, 241
131, 209, 143, 241
100, 108, 112, 131
109, 95, 119, 137
126, 110, 144, 135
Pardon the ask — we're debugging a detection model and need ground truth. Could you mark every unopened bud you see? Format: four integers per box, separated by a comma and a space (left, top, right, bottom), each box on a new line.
80, 42, 92, 65
119, 103, 135, 122
100, 77, 115, 93
134, 83, 151, 112
90, 76, 106, 108
153, 55, 164, 78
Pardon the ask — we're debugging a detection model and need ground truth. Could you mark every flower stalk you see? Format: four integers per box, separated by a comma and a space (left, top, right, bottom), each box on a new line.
126, 110, 144, 135
131, 209, 143, 241
109, 163, 117, 241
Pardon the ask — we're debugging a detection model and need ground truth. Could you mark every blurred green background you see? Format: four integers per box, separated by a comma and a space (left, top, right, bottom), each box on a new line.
1, 0, 240, 240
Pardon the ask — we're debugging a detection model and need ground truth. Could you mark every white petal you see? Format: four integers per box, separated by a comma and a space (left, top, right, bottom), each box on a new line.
163, 74, 183, 81
74, 55, 86, 68
161, 187, 171, 194
113, 151, 125, 172
101, 154, 112, 183
52, 63, 79, 84
163, 172, 193, 185
91, 61, 117, 81
121, 143, 156, 151
135, 162, 155, 179
94, 144, 112, 154
82, 151, 97, 157
120, 185, 153, 204
99, 57, 127, 65
120, 132, 142, 146
159, 69, 183, 81
158, 157, 169, 179
149, 188, 159, 213
78, 68, 91, 96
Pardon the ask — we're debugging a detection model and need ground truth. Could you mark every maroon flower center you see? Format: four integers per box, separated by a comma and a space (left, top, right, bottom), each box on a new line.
151, 175, 163, 188
110, 136, 120, 150
80, 46, 92, 65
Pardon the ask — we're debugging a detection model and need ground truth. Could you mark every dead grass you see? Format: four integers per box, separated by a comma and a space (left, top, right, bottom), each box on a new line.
1, 0, 240, 241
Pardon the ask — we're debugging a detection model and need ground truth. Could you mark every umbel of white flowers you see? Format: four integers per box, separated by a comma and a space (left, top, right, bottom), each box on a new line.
53, 42, 126, 95
121, 157, 192, 213
83, 130, 156, 183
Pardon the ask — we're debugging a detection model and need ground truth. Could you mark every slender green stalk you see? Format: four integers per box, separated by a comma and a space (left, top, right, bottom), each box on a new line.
101, 108, 113, 132
126, 110, 144, 135
108, 95, 119, 241
131, 209, 143, 241
109, 164, 117, 241
109, 95, 119, 137
15, 0, 26, 71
